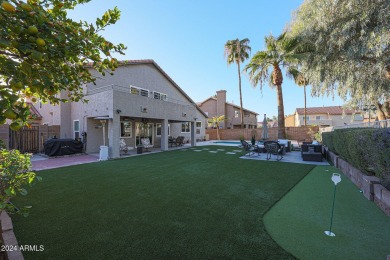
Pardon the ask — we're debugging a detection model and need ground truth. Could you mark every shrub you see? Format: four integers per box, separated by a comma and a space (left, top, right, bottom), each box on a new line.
322, 128, 390, 189
0, 149, 41, 216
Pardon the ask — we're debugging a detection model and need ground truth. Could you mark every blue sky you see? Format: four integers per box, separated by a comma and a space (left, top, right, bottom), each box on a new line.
69, 0, 345, 120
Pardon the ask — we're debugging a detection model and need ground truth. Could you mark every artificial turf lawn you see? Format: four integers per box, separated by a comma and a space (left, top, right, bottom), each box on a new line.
12, 146, 314, 259
264, 165, 390, 260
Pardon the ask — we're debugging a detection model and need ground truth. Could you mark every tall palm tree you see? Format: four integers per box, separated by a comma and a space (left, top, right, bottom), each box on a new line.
208, 115, 225, 140
224, 38, 251, 129
245, 33, 299, 138
287, 66, 309, 126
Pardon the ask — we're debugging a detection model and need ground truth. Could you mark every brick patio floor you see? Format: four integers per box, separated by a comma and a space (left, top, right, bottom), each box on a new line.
31, 154, 100, 171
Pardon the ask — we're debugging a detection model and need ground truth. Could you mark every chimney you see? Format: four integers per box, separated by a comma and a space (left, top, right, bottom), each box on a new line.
216, 90, 226, 128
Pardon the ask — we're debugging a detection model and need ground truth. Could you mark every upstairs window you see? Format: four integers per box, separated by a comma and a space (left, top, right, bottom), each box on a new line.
235, 111, 239, 118
153, 91, 168, 101
140, 88, 149, 97
130, 86, 149, 97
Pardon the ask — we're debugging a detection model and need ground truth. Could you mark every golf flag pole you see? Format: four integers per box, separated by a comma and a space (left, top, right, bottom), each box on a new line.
324, 173, 341, 237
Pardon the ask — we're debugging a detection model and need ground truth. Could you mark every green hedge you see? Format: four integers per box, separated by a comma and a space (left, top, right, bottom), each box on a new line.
322, 128, 390, 189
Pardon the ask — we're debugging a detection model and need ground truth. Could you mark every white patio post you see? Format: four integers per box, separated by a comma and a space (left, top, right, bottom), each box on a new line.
191, 121, 196, 147
109, 115, 120, 159
161, 119, 169, 151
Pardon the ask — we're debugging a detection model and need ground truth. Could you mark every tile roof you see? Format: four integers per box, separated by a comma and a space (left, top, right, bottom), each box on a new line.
198, 97, 259, 115
27, 102, 42, 119
296, 106, 361, 115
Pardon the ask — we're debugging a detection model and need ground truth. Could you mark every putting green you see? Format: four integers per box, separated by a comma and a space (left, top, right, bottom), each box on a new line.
264, 165, 390, 260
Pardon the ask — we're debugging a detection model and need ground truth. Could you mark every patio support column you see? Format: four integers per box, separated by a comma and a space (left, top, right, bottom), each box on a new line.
161, 119, 169, 151
109, 114, 120, 159
191, 121, 196, 147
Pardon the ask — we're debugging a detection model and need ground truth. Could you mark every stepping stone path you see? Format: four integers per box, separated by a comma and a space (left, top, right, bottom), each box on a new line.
216, 149, 225, 151
226, 152, 236, 155
202, 148, 210, 150
209, 151, 218, 153
193, 150, 202, 152
233, 150, 242, 152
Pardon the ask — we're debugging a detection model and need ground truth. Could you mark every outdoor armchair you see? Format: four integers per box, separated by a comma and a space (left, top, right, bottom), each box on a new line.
240, 140, 261, 157
264, 141, 283, 161
175, 136, 185, 146
141, 138, 154, 152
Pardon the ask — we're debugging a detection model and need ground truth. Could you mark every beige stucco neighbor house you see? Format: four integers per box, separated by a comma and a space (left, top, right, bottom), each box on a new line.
198, 90, 258, 129
286, 106, 363, 127
33, 60, 207, 158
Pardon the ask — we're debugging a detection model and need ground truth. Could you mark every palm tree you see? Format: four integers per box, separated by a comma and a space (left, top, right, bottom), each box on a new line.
208, 115, 225, 140
224, 38, 251, 128
245, 32, 299, 138
287, 66, 309, 126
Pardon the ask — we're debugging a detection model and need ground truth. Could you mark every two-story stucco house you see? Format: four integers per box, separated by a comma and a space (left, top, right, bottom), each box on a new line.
285, 106, 363, 127
32, 60, 207, 158
197, 90, 258, 129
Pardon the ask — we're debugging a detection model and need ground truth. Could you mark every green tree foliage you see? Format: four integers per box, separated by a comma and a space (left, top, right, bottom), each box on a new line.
0, 0, 126, 128
245, 33, 300, 139
224, 38, 251, 129
0, 149, 40, 215
208, 115, 225, 140
289, 0, 390, 119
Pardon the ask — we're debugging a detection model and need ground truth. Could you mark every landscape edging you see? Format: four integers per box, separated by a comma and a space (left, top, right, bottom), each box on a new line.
0, 211, 24, 260
327, 150, 390, 217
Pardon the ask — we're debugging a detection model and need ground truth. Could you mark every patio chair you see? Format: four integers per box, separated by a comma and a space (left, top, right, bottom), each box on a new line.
168, 136, 177, 147
120, 138, 133, 154
240, 140, 261, 157
141, 138, 154, 152
264, 141, 283, 161
175, 136, 185, 146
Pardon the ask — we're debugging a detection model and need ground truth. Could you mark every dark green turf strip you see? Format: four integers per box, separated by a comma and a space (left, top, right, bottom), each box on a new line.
12, 146, 314, 259
264, 165, 390, 260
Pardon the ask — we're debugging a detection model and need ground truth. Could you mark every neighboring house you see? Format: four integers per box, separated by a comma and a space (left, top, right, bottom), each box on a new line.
287, 106, 363, 127
31, 59, 207, 158
197, 90, 258, 129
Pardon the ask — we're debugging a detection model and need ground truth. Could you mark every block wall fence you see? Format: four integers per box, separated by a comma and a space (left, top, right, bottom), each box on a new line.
206, 126, 319, 141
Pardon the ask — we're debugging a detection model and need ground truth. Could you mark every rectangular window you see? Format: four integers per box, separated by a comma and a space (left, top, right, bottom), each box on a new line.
121, 121, 132, 137
153, 91, 161, 100
196, 129, 200, 134
354, 114, 363, 121
130, 86, 139, 95
196, 122, 202, 128
181, 122, 190, 133
156, 123, 161, 136
235, 111, 239, 118
140, 88, 149, 97
73, 120, 80, 139
303, 116, 310, 120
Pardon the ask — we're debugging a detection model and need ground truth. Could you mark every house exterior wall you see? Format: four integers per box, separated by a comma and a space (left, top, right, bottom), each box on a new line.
294, 112, 363, 127
285, 115, 295, 127
31, 61, 207, 157
225, 105, 257, 128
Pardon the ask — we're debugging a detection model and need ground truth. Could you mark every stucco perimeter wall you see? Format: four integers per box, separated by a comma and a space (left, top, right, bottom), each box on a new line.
206, 126, 319, 141
327, 150, 390, 217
